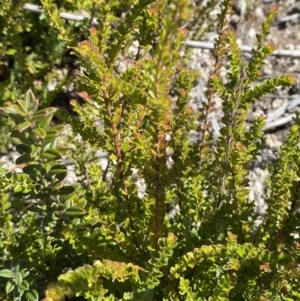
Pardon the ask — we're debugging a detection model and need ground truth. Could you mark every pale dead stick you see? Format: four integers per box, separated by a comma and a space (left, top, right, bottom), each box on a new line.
184, 40, 300, 59
22, 3, 300, 59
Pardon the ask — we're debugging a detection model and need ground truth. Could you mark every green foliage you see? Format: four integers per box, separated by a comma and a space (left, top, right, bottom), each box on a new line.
0, 0, 78, 151
0, 0, 300, 300
0, 258, 38, 301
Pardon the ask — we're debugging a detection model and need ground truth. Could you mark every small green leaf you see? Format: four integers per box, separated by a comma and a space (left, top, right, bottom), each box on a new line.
121, 141, 130, 152
74, 222, 91, 230
6, 48, 17, 55
45, 125, 65, 142
32, 107, 57, 121
16, 99, 29, 114
16, 153, 32, 165
25, 289, 39, 301
16, 144, 31, 155
5, 281, 15, 294
24, 89, 39, 112
43, 162, 52, 173
58, 185, 77, 201
17, 280, 29, 291
23, 164, 44, 176
41, 148, 63, 161
86, 218, 98, 226
110, 153, 117, 161
58, 185, 76, 195
49, 165, 67, 181
77, 199, 87, 208
17, 121, 32, 132
112, 114, 121, 124
4, 103, 27, 117
30, 145, 41, 157
13, 271, 23, 284
10, 130, 35, 145
148, 90, 155, 99
32, 107, 57, 128
0, 269, 14, 278
32, 128, 47, 139
65, 207, 86, 217
52, 124, 65, 132
7, 113, 25, 124
26, 206, 45, 213
64, 199, 74, 209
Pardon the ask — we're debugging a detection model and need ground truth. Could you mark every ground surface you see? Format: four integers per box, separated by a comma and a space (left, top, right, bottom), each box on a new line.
192, 0, 300, 144
187, 0, 300, 214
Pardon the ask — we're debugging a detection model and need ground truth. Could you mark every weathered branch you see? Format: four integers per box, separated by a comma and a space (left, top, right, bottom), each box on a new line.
22, 3, 300, 59
184, 40, 300, 59
23, 3, 99, 25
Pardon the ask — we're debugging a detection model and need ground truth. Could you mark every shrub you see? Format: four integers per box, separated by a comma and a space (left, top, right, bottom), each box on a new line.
0, 0, 299, 300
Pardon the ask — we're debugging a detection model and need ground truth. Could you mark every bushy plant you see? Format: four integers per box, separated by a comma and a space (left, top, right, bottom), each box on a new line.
0, 0, 104, 150
1, 0, 300, 300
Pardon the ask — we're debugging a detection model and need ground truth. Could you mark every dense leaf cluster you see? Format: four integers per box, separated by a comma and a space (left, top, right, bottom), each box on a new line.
0, 0, 300, 300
